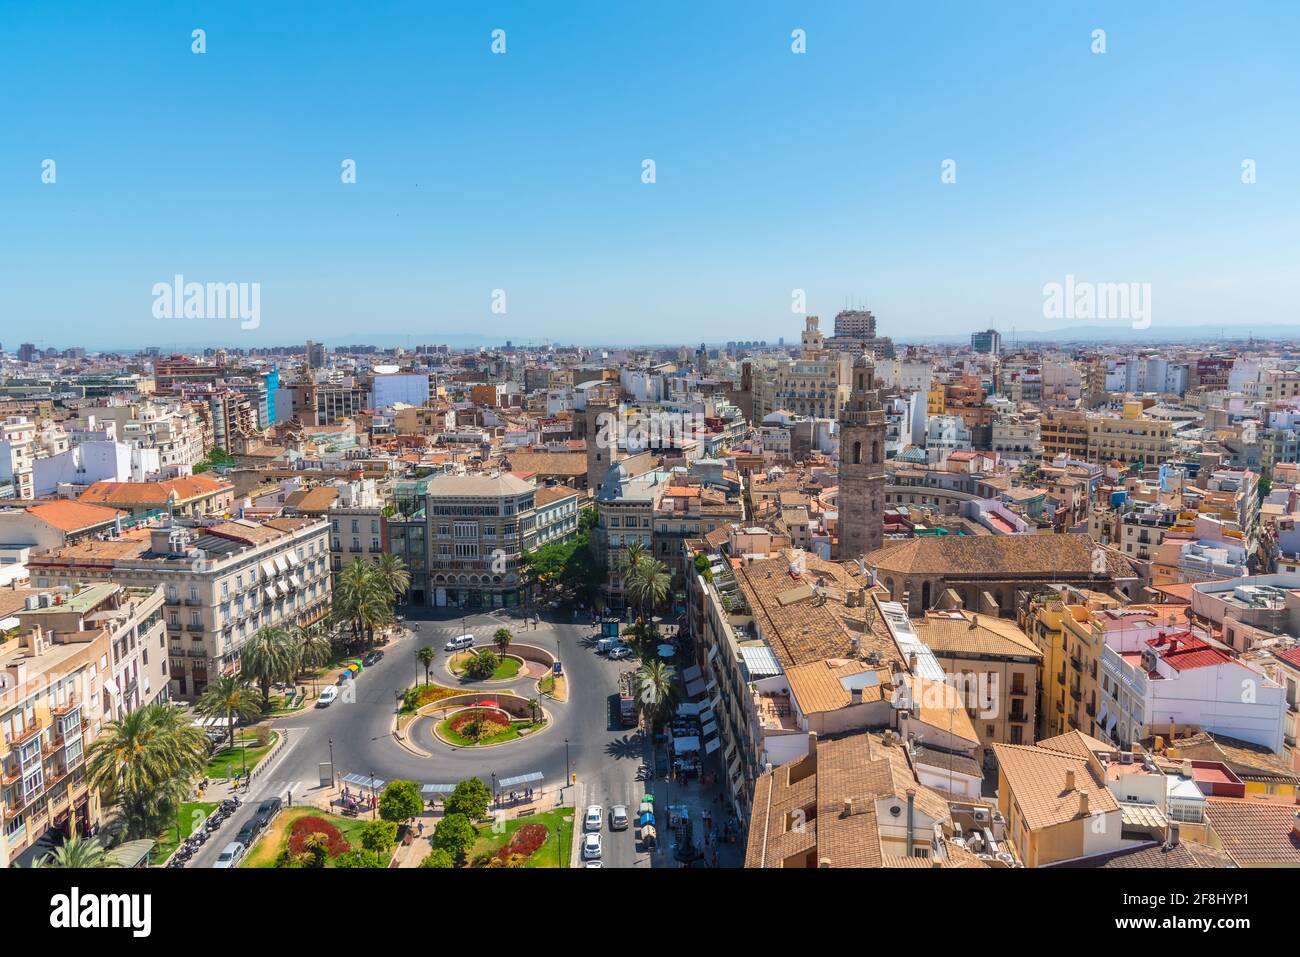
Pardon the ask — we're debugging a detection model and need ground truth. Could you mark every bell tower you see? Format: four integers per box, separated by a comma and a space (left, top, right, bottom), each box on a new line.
837, 353, 886, 560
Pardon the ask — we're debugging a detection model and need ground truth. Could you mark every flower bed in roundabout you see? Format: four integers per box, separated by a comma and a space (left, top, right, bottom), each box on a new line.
433, 703, 547, 747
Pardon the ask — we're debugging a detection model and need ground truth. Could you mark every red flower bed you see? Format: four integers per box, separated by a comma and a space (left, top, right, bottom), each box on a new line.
496, 823, 548, 862
288, 816, 351, 857
449, 708, 511, 735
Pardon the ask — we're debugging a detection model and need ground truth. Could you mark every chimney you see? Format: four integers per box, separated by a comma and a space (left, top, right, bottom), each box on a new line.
1293, 810, 1300, 840
883, 729, 895, 747
908, 652, 918, 673
1064, 768, 1077, 792
969, 614, 979, 630
843, 798, 853, 817
1167, 823, 1181, 847
1078, 791, 1090, 817
1181, 760, 1194, 778
818, 857, 831, 868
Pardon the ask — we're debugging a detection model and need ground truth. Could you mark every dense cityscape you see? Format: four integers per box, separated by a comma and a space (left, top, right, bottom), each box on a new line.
1, 320, 1298, 886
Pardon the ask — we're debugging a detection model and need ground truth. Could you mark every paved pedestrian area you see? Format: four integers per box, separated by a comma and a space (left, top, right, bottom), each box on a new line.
647, 742, 745, 867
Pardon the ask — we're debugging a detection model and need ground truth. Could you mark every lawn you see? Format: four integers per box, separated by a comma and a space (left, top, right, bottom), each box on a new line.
152, 801, 217, 865
468, 807, 573, 868
436, 713, 545, 747
242, 806, 374, 868
538, 673, 568, 702
449, 652, 522, 681
206, 730, 279, 780
400, 683, 460, 715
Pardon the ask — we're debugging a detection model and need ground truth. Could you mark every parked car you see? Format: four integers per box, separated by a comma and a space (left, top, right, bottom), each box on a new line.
316, 686, 339, 707
607, 645, 633, 661
582, 833, 602, 860
253, 798, 282, 831
444, 634, 475, 651
236, 824, 256, 846
213, 841, 245, 868
584, 805, 602, 832
610, 805, 629, 830
584, 861, 603, 868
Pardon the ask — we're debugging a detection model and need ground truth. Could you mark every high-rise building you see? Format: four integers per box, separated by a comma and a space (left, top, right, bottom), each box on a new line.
836, 354, 886, 559
834, 309, 877, 339
971, 329, 1001, 354
305, 340, 327, 369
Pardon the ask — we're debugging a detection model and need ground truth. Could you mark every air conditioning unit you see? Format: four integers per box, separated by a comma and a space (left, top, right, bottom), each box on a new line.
972, 807, 990, 824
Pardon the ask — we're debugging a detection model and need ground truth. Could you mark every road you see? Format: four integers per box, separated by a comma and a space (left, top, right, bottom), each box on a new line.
186, 607, 651, 868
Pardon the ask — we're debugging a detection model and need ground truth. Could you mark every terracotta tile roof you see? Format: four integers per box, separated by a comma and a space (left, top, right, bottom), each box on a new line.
1037, 729, 1112, 757
1049, 840, 1235, 868
783, 659, 888, 715
283, 486, 339, 513
24, 500, 124, 532
908, 676, 981, 745
534, 485, 579, 506
79, 474, 231, 507
746, 732, 956, 869
1146, 632, 1232, 671
992, 741, 1119, 832
1165, 731, 1300, 784
501, 451, 586, 477
1203, 798, 1300, 866
867, 534, 1135, 579
913, 611, 1042, 660
1272, 647, 1300, 672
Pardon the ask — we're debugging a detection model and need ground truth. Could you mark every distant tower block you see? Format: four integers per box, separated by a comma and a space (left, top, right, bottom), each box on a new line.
837, 353, 886, 560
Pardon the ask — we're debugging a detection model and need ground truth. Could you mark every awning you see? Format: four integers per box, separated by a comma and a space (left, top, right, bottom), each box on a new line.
700, 720, 718, 739
700, 708, 715, 725
275, 555, 290, 574
263, 587, 277, 603
672, 735, 701, 753
704, 737, 722, 755
103, 677, 120, 698
682, 664, 704, 683
738, 645, 781, 678
685, 678, 707, 698
289, 574, 303, 590
708, 692, 723, 711
498, 771, 544, 789
260, 560, 276, 579
421, 784, 456, 795
340, 773, 385, 792
676, 701, 702, 717
706, 644, 718, 664
287, 551, 302, 567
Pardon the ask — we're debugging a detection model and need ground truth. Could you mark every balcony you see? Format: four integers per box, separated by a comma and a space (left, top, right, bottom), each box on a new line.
1007, 712, 1029, 724
1069, 654, 1083, 671
1086, 702, 1097, 717
1070, 687, 1082, 702
1009, 686, 1029, 698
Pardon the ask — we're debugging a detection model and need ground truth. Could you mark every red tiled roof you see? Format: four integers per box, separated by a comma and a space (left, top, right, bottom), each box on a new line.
25, 500, 124, 532
1146, 632, 1232, 671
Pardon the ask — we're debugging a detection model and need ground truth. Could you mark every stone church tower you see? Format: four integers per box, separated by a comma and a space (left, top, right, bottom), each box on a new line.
837, 353, 886, 560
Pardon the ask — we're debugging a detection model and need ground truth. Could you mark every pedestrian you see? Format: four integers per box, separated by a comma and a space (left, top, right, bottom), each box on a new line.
417, 821, 424, 837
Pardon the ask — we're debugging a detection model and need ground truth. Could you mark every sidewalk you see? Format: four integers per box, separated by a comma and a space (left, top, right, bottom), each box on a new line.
646, 742, 744, 868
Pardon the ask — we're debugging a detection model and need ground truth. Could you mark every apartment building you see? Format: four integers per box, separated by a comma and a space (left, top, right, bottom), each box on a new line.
414, 472, 570, 609
1087, 402, 1174, 466
0, 583, 167, 867
27, 517, 331, 699
0, 416, 36, 500
1040, 409, 1090, 461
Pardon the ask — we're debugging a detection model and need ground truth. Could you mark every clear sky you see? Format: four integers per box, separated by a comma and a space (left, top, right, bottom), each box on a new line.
1, 1, 1297, 351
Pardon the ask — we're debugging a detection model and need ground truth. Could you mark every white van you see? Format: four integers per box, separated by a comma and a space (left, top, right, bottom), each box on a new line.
316, 686, 339, 707
444, 634, 475, 651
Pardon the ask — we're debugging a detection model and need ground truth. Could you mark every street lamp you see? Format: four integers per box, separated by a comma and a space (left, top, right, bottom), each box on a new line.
370, 772, 377, 819
565, 738, 571, 792
328, 738, 335, 788
490, 771, 497, 808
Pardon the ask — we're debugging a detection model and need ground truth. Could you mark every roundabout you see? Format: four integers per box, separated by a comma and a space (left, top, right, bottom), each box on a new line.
414, 692, 553, 750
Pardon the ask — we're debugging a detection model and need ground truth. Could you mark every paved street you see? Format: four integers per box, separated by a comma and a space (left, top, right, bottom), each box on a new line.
185, 607, 653, 868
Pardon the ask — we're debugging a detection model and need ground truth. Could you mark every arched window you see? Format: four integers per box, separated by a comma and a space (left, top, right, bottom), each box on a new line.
871, 441, 880, 464
852, 441, 862, 465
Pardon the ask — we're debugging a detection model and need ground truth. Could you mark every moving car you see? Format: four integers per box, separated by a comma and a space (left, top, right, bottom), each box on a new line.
584, 805, 603, 832
607, 645, 633, 661
445, 634, 475, 651
362, 651, 384, 666
582, 833, 602, 860
213, 841, 245, 868
316, 686, 339, 707
610, 805, 629, 830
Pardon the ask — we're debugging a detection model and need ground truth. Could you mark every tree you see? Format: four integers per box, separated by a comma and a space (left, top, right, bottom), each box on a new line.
300, 832, 329, 868
374, 553, 411, 603
294, 621, 333, 673
444, 777, 492, 821
332, 558, 395, 651
464, 648, 500, 680
31, 833, 108, 868
526, 697, 540, 723
379, 779, 424, 824
432, 813, 476, 864
416, 646, 435, 686
626, 557, 671, 630
193, 674, 261, 751
241, 626, 295, 710
493, 627, 513, 655
85, 704, 209, 839
634, 659, 678, 729
419, 848, 456, 868
360, 819, 399, 865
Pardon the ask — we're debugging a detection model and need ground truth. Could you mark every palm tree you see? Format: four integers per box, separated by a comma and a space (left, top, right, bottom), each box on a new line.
193, 674, 260, 752
31, 833, 108, 868
633, 659, 677, 730
332, 558, 394, 651
416, 645, 435, 686
615, 540, 646, 585
241, 626, 296, 710
294, 621, 333, 674
374, 553, 411, 603
526, 697, 540, 724
86, 704, 209, 838
493, 627, 513, 655
626, 557, 671, 631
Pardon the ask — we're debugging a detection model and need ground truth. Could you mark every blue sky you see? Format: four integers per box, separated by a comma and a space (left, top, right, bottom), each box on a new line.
1, 1, 1297, 350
